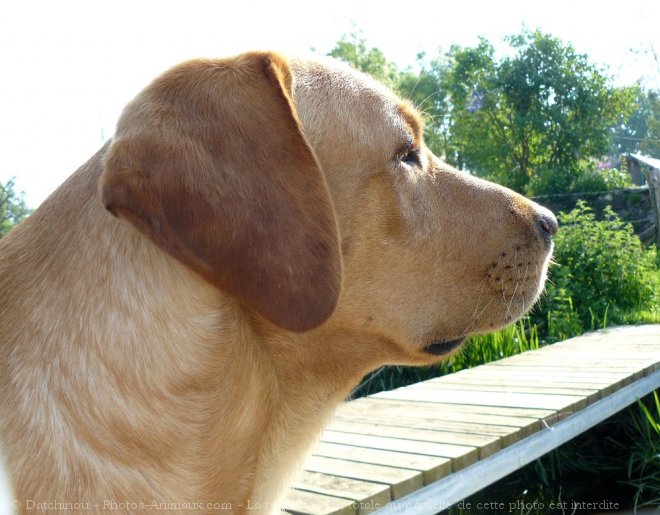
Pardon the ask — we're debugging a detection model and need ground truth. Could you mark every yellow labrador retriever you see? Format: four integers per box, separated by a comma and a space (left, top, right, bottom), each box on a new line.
0, 52, 556, 513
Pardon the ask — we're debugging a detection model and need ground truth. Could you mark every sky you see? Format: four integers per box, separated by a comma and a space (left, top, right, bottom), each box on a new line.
2, 0, 659, 208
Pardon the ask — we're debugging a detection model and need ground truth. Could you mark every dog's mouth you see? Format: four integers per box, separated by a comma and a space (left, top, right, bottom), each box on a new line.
424, 337, 466, 355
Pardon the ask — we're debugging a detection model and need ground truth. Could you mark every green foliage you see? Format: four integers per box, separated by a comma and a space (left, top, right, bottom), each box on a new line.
611, 85, 652, 155
328, 30, 649, 194
530, 160, 634, 195
619, 392, 660, 508
328, 32, 401, 89
438, 318, 538, 374
570, 164, 633, 192
639, 89, 660, 156
0, 178, 31, 237
530, 159, 635, 195
537, 201, 657, 341
443, 30, 636, 194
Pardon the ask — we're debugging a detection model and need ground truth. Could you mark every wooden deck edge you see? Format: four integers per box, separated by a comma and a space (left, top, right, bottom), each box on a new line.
370, 368, 660, 515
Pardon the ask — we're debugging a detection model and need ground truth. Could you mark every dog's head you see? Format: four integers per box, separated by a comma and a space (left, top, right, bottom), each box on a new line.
101, 51, 555, 365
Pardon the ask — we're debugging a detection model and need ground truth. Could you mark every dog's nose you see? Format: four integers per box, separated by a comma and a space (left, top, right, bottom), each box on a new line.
535, 207, 558, 239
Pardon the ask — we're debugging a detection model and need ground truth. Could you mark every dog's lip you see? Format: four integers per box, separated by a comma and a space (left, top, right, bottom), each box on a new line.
424, 337, 467, 355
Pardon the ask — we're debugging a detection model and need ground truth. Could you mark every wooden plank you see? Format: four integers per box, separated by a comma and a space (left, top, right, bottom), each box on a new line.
470, 371, 637, 389
553, 333, 660, 343
430, 372, 615, 385
488, 358, 659, 376
643, 363, 660, 375
461, 365, 635, 379
312, 442, 452, 484
340, 398, 554, 428
416, 381, 602, 405
429, 374, 609, 387
534, 339, 660, 348
294, 471, 390, 514
442, 368, 633, 391
560, 343, 660, 351
552, 352, 660, 369
490, 360, 649, 371
561, 328, 656, 339
283, 489, 356, 515
523, 356, 660, 371
484, 363, 646, 380
422, 375, 604, 399
332, 412, 526, 448
511, 348, 660, 360
342, 397, 556, 422
554, 325, 660, 340
327, 420, 501, 459
429, 375, 616, 395
373, 386, 587, 413
304, 456, 423, 499
372, 369, 660, 515
321, 431, 478, 471
447, 364, 635, 377
500, 342, 660, 353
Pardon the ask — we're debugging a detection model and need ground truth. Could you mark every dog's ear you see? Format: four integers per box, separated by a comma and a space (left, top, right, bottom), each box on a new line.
100, 52, 341, 332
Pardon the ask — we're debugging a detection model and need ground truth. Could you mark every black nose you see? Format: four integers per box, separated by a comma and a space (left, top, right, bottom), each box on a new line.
536, 208, 558, 238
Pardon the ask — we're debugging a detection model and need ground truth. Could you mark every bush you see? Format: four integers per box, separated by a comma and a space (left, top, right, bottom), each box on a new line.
536, 201, 657, 341
527, 165, 633, 196
571, 166, 633, 193
527, 167, 579, 196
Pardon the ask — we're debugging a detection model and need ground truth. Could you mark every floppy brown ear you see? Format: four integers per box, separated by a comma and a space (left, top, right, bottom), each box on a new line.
100, 52, 341, 332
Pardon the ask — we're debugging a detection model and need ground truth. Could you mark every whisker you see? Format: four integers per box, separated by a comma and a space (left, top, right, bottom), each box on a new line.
505, 280, 520, 320
414, 88, 445, 109
460, 268, 493, 336
405, 71, 425, 102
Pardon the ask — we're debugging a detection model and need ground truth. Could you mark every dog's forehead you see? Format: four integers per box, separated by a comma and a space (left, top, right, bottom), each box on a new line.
290, 57, 422, 150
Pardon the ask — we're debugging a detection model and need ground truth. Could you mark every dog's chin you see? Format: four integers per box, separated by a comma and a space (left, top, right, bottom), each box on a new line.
423, 337, 466, 356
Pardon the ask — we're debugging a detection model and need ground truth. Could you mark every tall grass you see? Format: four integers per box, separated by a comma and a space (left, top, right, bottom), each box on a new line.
613, 392, 660, 509
350, 318, 538, 399
438, 318, 539, 375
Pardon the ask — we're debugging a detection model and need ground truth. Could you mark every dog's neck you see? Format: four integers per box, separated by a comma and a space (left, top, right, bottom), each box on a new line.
0, 146, 375, 510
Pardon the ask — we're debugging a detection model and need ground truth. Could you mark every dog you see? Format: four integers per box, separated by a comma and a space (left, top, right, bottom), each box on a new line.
0, 51, 556, 513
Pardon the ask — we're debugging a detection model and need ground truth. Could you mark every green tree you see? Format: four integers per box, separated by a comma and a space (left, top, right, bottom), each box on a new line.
639, 90, 660, 156
611, 85, 650, 155
611, 87, 660, 158
328, 33, 401, 88
0, 178, 30, 237
444, 30, 636, 194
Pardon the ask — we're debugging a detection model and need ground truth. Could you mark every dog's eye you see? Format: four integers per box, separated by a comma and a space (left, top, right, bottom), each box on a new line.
398, 148, 421, 167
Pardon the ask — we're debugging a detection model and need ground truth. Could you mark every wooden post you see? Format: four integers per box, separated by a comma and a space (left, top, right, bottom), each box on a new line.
643, 168, 660, 248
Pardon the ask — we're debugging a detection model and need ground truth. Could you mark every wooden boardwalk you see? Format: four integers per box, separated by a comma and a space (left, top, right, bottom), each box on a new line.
282, 325, 660, 515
